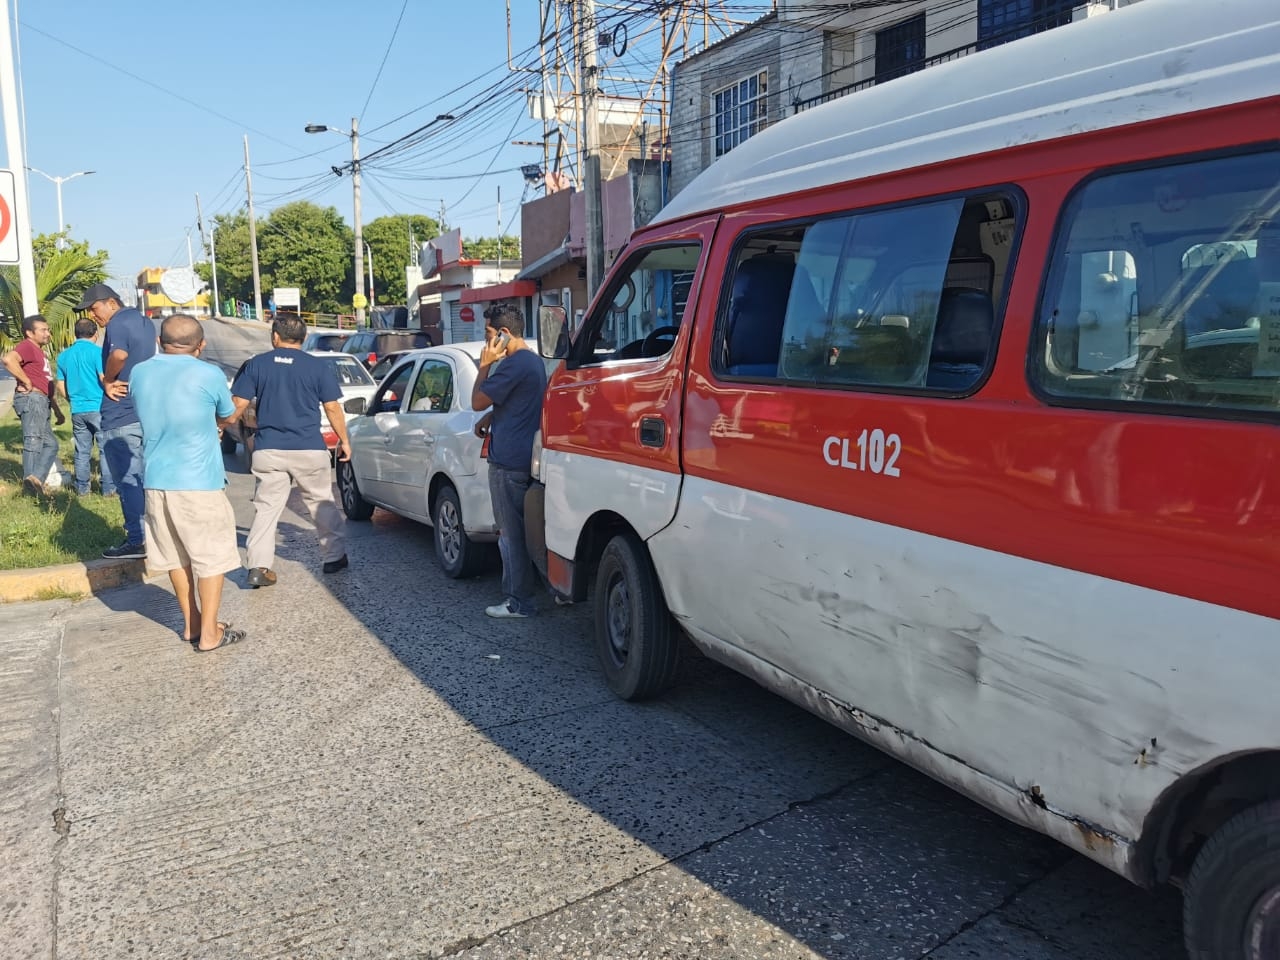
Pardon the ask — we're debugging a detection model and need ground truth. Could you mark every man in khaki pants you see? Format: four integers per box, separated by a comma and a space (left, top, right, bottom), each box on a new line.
232, 314, 351, 586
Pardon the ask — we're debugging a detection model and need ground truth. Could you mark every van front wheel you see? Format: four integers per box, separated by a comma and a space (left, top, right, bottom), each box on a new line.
1184, 800, 1280, 960
592, 533, 678, 701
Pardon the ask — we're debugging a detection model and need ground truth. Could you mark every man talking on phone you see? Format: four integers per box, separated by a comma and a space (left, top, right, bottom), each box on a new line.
471, 303, 547, 619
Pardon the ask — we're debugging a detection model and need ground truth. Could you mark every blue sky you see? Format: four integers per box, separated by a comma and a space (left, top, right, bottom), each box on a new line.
15, 0, 553, 281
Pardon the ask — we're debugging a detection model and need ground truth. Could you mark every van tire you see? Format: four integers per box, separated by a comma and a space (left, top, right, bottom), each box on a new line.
337, 458, 375, 521
433, 485, 486, 579
1183, 800, 1280, 960
592, 533, 678, 701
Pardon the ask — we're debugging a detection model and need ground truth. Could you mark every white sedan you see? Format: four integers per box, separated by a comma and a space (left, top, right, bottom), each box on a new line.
336, 342, 497, 578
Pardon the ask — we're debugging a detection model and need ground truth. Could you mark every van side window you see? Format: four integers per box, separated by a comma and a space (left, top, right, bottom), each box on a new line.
714, 193, 1018, 392
568, 244, 701, 367
1033, 148, 1280, 419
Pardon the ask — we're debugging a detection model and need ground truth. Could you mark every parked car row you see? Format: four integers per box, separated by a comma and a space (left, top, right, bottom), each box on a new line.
336, 342, 498, 579
222, 341, 498, 581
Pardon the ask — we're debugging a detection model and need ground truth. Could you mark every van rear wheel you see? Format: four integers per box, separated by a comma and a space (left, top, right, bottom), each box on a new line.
1184, 801, 1280, 960
592, 533, 678, 701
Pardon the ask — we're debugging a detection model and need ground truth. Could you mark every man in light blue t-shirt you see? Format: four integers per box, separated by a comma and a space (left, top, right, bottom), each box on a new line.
130, 314, 247, 654
56, 318, 115, 496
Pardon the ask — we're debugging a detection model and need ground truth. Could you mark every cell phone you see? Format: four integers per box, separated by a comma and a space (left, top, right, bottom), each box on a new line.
497, 331, 511, 349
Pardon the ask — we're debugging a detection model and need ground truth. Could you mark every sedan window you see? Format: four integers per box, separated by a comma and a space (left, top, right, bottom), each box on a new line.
408, 359, 454, 412
371, 363, 415, 414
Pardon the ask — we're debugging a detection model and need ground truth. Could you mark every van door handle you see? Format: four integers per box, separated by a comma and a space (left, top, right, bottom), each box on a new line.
640, 417, 666, 448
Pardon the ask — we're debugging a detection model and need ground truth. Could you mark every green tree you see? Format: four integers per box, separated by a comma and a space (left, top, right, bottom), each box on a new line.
258, 201, 353, 313
464, 235, 521, 262
364, 214, 439, 305
0, 232, 109, 351
200, 210, 254, 310
201, 203, 354, 314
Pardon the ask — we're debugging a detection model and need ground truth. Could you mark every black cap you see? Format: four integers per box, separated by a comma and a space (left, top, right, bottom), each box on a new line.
74, 283, 122, 311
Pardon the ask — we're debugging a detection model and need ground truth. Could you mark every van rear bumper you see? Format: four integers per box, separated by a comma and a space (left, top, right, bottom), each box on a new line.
524, 480, 575, 599
524, 481, 549, 580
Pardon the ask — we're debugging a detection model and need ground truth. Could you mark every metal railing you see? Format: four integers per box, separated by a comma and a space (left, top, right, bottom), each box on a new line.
793, 19, 1074, 114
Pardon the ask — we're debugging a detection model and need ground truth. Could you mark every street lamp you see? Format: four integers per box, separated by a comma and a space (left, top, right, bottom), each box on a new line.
27, 167, 95, 249
305, 118, 366, 325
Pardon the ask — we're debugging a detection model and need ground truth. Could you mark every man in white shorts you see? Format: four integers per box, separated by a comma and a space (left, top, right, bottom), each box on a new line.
130, 314, 247, 652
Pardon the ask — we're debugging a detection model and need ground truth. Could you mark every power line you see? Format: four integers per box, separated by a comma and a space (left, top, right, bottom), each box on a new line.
359, 0, 411, 124
21, 21, 303, 153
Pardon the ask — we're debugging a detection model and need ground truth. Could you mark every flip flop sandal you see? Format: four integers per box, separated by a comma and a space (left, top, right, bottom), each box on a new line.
194, 624, 246, 653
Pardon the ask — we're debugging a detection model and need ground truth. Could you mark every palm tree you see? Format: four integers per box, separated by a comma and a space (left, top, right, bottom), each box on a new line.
0, 234, 109, 352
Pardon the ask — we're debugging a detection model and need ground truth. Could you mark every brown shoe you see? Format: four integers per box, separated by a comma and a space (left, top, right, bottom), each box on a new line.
22, 475, 45, 496
247, 567, 277, 588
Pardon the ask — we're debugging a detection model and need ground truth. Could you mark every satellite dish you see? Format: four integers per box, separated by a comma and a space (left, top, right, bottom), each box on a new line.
160, 267, 200, 305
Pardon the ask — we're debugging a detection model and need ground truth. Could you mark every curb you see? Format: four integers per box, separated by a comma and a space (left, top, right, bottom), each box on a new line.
0, 557, 162, 603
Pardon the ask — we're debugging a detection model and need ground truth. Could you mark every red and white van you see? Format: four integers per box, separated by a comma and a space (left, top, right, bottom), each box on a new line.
526, 1, 1280, 955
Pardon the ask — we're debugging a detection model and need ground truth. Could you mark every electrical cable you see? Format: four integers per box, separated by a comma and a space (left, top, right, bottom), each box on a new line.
359, 0, 411, 125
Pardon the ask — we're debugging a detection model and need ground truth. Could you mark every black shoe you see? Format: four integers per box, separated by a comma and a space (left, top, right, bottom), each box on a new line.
322, 555, 349, 575
102, 541, 146, 560
247, 567, 277, 588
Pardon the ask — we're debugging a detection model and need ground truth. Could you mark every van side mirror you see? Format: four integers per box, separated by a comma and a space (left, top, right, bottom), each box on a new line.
538, 305, 569, 359
344, 396, 367, 415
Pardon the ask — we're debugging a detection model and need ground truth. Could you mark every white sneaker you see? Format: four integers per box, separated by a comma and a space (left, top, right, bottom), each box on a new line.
485, 601, 529, 619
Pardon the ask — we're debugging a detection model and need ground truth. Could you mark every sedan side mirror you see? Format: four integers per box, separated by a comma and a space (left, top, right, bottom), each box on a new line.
344, 396, 367, 415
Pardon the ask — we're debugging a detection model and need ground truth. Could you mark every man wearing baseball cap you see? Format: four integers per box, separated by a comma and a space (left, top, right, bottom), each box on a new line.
75, 283, 156, 559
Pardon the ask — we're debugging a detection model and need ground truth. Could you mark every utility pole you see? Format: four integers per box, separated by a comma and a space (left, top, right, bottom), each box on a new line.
243, 135, 264, 323
351, 116, 365, 327
209, 224, 221, 319
496, 185, 502, 272
0, 6, 37, 315
579, 0, 604, 300
184, 229, 199, 313
194, 192, 207, 316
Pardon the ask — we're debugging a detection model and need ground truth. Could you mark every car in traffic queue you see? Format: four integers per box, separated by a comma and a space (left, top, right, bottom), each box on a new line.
222, 351, 379, 464
341, 329, 436, 369
336, 342, 497, 578
369, 349, 417, 384
302, 329, 355, 353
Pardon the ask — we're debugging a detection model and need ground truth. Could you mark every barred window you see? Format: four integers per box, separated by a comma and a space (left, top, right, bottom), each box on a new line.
713, 71, 768, 158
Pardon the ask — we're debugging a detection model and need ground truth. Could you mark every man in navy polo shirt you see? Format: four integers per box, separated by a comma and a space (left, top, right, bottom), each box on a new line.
76, 283, 156, 559
232, 314, 351, 586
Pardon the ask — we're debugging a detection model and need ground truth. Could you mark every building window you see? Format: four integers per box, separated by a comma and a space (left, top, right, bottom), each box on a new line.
874, 14, 926, 85
823, 31, 858, 93
978, 0, 1077, 50
713, 71, 768, 158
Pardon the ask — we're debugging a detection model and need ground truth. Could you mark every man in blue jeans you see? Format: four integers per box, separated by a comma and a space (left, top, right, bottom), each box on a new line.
470, 303, 547, 619
76, 283, 156, 559
2, 314, 64, 495
56, 318, 115, 496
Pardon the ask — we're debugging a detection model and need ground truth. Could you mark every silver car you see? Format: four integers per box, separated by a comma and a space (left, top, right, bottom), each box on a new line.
336, 342, 497, 578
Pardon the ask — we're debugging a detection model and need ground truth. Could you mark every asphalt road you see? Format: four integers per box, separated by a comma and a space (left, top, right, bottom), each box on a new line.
0, 326, 1189, 960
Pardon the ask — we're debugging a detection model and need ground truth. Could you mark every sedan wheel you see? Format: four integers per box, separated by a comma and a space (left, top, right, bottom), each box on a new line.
432, 484, 486, 578
337, 458, 374, 521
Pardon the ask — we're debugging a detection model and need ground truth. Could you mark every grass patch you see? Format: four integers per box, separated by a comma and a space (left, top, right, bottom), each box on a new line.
0, 420, 123, 570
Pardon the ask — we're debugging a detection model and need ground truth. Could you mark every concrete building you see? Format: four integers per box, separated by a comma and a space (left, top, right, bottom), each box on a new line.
669, 0, 1134, 197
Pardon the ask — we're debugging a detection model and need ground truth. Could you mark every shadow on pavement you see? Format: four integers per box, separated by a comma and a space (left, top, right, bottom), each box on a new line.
296, 500, 1186, 960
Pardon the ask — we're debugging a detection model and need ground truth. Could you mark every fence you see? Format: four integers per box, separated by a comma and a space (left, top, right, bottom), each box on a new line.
222, 300, 356, 328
